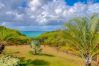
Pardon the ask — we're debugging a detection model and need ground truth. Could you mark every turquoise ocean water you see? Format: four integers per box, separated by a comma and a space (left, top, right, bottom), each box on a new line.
20, 31, 45, 38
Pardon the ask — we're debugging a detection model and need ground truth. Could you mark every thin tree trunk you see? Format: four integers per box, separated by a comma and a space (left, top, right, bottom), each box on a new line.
85, 56, 91, 66
34, 46, 37, 54
86, 62, 91, 66
96, 55, 99, 66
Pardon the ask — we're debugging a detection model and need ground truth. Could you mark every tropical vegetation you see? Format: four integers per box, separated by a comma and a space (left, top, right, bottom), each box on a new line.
0, 55, 20, 66
0, 26, 31, 45
0, 15, 99, 66
64, 15, 99, 66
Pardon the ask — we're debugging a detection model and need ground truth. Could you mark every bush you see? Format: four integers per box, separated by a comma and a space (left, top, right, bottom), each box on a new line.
30, 40, 42, 55
0, 55, 20, 66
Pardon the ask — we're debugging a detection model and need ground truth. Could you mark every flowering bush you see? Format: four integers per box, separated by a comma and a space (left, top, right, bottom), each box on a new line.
0, 55, 20, 66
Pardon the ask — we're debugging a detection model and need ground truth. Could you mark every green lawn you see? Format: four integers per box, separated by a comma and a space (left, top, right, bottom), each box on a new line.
2, 45, 95, 66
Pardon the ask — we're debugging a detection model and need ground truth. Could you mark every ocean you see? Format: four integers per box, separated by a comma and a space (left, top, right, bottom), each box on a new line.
20, 31, 45, 38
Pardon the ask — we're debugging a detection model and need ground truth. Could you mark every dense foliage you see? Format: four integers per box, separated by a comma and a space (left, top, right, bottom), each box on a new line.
37, 15, 99, 66
0, 26, 31, 45
64, 15, 99, 66
38, 30, 66, 47
0, 55, 20, 66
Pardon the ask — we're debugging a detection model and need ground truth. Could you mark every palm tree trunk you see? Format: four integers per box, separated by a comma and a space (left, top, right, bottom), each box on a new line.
85, 56, 91, 66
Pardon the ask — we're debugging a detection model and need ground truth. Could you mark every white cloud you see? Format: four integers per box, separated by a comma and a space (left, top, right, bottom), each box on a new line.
0, 0, 99, 27
0, 3, 5, 9
87, 3, 99, 15
26, 0, 99, 25
8, 25, 64, 31
26, 0, 67, 25
1, 22, 6, 26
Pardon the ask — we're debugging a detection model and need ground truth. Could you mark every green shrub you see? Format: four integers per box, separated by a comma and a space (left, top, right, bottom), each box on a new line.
30, 40, 42, 55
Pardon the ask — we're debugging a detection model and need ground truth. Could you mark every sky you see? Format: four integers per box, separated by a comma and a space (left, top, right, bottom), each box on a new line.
0, 0, 99, 31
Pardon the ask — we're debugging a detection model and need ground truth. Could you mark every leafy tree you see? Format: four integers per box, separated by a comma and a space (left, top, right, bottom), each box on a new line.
64, 15, 99, 66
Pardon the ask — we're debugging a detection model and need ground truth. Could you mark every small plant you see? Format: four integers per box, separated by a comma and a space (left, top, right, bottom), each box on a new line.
0, 55, 20, 66
30, 40, 42, 55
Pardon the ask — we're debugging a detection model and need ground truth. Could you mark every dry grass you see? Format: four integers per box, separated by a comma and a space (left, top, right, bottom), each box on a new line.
2, 45, 96, 66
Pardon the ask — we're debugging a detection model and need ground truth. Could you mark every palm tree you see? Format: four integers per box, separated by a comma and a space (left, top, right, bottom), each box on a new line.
64, 15, 99, 66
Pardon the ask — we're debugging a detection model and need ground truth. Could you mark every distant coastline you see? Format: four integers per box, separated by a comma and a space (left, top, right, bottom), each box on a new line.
20, 31, 46, 38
